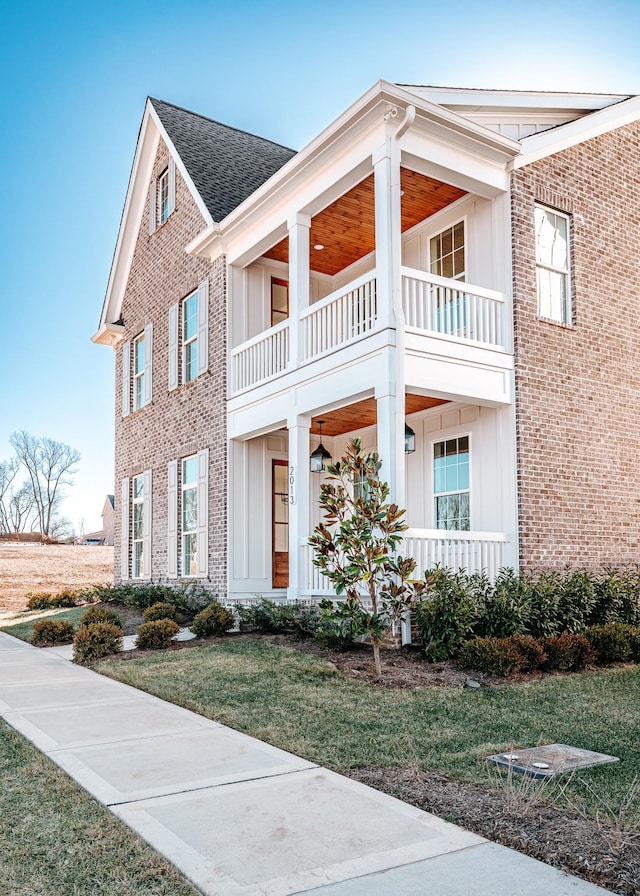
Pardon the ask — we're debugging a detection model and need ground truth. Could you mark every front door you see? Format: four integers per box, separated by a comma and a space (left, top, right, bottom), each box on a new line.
272, 460, 288, 588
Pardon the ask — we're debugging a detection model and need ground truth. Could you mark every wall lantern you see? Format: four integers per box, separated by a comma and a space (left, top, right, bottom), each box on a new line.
404, 423, 416, 454
310, 420, 332, 473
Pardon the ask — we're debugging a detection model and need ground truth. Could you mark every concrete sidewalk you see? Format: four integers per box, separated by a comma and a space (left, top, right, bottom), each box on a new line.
0, 630, 612, 895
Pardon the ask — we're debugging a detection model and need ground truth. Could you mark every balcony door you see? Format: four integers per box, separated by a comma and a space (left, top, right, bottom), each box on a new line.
272, 460, 289, 588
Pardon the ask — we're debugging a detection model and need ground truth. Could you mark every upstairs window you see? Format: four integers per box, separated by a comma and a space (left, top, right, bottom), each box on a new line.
183, 292, 199, 382
122, 324, 153, 417
535, 205, 571, 324
133, 333, 145, 411
158, 168, 170, 224
168, 280, 209, 390
271, 277, 289, 326
430, 221, 465, 281
148, 158, 176, 234
434, 436, 470, 531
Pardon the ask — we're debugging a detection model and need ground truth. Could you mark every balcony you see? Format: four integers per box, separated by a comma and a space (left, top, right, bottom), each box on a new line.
230, 267, 509, 398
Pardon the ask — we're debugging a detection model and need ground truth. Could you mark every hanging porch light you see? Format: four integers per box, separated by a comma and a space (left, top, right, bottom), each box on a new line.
404, 423, 416, 454
310, 420, 332, 473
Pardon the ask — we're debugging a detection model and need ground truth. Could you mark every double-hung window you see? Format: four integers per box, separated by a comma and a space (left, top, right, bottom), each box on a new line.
132, 474, 145, 578
148, 158, 176, 233
433, 436, 470, 530
121, 324, 153, 417
168, 280, 209, 390
181, 456, 198, 576
429, 221, 467, 337
535, 205, 571, 324
120, 471, 152, 580
167, 449, 209, 579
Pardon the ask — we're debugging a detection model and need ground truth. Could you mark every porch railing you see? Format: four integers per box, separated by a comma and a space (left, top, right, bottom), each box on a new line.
402, 528, 507, 581
230, 319, 289, 393
401, 267, 504, 347
300, 272, 377, 362
303, 529, 507, 595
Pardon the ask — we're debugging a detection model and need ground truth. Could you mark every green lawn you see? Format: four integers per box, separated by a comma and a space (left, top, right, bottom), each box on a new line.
0, 719, 199, 896
1, 607, 87, 642
96, 638, 640, 824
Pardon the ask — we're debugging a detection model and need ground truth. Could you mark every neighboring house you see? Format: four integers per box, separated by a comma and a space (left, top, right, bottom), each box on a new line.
102, 494, 115, 546
93, 81, 640, 609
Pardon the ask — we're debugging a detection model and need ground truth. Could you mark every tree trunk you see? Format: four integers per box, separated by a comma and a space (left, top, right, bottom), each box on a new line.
372, 639, 382, 678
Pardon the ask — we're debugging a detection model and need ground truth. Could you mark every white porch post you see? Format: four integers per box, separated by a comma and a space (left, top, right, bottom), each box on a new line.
373, 126, 405, 508
287, 414, 311, 601
287, 213, 311, 368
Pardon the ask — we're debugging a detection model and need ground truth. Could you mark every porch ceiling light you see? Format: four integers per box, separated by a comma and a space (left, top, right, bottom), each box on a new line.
404, 423, 416, 454
310, 420, 332, 473
313, 243, 325, 250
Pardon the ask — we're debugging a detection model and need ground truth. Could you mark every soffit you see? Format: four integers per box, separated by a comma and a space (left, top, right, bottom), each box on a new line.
310, 395, 448, 437
263, 169, 466, 277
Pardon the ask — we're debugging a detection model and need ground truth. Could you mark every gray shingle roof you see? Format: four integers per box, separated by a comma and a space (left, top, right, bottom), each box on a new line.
150, 98, 297, 222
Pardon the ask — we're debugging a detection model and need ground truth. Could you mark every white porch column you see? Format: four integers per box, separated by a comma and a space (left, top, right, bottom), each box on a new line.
287, 213, 311, 368
287, 414, 311, 601
373, 123, 405, 509
376, 384, 404, 509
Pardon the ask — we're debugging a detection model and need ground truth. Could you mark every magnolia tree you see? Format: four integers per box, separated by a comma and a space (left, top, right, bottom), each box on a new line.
308, 438, 425, 677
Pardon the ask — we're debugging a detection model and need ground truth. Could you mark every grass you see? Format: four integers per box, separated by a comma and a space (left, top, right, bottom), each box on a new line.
96, 638, 640, 823
0, 607, 87, 643
0, 719, 199, 896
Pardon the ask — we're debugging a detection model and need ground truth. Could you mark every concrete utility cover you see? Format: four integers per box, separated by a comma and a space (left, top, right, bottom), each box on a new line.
487, 744, 619, 778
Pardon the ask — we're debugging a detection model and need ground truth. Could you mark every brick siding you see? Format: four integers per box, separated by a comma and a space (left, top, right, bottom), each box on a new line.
512, 122, 640, 569
114, 139, 227, 595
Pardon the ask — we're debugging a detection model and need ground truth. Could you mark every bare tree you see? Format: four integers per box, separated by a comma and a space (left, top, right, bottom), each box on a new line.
0, 459, 19, 533
8, 482, 37, 533
10, 432, 80, 537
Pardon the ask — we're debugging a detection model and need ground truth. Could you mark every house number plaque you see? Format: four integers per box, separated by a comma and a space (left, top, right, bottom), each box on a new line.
288, 465, 296, 505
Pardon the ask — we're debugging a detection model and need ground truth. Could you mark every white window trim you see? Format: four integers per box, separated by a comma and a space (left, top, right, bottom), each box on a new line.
430, 432, 472, 531
133, 334, 145, 413
168, 450, 208, 580
429, 218, 466, 283
120, 477, 130, 579
149, 158, 176, 234
535, 204, 572, 324
129, 471, 152, 581
181, 455, 198, 577
168, 279, 209, 391
132, 473, 144, 578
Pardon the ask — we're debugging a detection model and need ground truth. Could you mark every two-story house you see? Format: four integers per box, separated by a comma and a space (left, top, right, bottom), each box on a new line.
93, 81, 640, 606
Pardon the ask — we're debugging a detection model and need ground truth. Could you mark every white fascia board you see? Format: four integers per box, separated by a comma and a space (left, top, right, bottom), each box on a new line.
403, 86, 629, 112
97, 104, 158, 333
97, 100, 214, 335
91, 322, 126, 347
512, 93, 640, 169
188, 80, 521, 261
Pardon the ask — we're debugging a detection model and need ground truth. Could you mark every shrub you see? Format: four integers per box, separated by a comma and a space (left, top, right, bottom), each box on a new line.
414, 567, 479, 661
86, 582, 214, 620
473, 568, 529, 639
237, 599, 300, 634
541, 632, 595, 671
26, 590, 80, 610
143, 602, 178, 623
590, 568, 640, 627
458, 636, 523, 676
73, 623, 123, 664
508, 633, 547, 671
30, 619, 75, 646
191, 601, 235, 638
585, 623, 638, 664
79, 606, 123, 629
135, 619, 181, 650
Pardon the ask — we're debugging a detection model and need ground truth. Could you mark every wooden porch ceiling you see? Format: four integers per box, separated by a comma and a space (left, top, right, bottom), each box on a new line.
264, 170, 466, 277
311, 395, 448, 437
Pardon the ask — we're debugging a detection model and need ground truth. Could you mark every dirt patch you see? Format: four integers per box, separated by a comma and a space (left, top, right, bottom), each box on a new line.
0, 544, 113, 615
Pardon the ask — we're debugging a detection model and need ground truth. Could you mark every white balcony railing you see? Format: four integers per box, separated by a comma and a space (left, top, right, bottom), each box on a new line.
231, 319, 289, 393
303, 529, 507, 595
300, 272, 377, 362
402, 528, 507, 581
401, 268, 504, 347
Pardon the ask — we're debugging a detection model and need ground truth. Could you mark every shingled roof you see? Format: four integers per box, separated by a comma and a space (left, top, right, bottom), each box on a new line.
150, 98, 298, 223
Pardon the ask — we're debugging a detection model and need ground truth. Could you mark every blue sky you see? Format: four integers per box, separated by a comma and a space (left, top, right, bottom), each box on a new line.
1, 0, 639, 532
